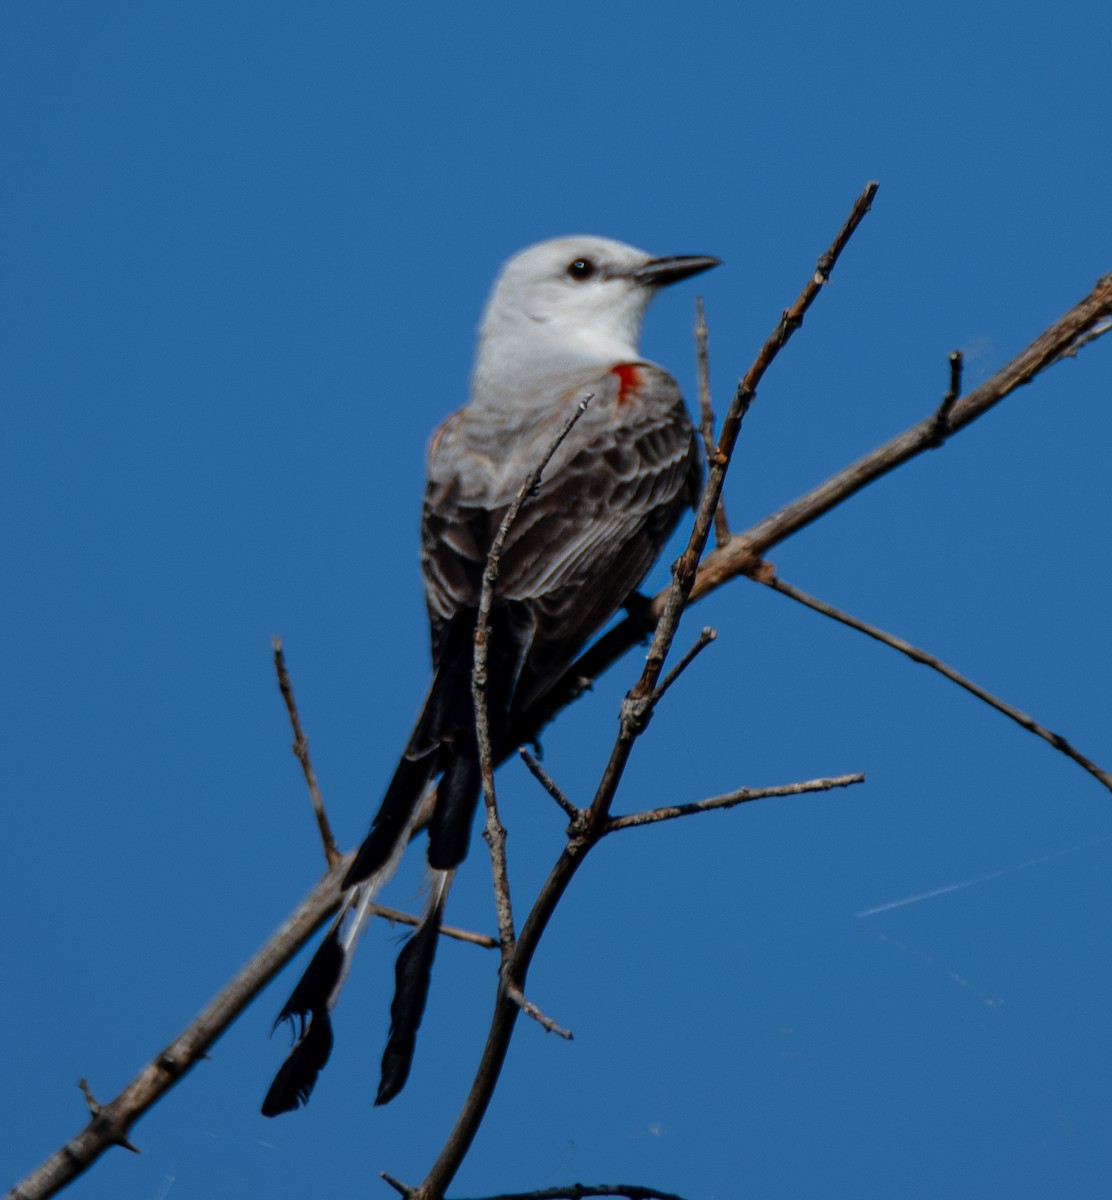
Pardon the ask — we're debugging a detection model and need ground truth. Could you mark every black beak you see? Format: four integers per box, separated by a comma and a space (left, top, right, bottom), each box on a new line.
633, 254, 721, 288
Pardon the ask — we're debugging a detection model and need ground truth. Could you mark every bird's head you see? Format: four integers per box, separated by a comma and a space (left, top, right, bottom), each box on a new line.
474, 236, 720, 383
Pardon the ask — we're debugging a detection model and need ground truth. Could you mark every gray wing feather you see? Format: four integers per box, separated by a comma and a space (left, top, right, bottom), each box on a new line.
421, 361, 700, 709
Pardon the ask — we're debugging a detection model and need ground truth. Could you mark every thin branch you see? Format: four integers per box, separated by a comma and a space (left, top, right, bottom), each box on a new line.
473, 395, 594, 955
8, 862, 348, 1200
694, 295, 729, 545
518, 749, 580, 822
4, 858, 497, 1200
585, 180, 881, 835
75, 1079, 99, 1117
605, 773, 866, 833
650, 627, 716, 704
452, 1186, 691, 1200
381, 1172, 414, 1198
757, 571, 1112, 792
372, 903, 499, 950
684, 270, 1112, 607
272, 637, 340, 868
17, 198, 1111, 1200
504, 983, 573, 1040
929, 349, 963, 444
415, 182, 880, 1200
516, 267, 1112, 743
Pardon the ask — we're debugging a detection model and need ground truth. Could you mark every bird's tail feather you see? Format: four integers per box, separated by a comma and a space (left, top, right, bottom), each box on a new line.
344, 751, 437, 887
376, 868, 452, 1106
427, 753, 481, 868
261, 894, 354, 1117
266, 603, 527, 1115
262, 812, 414, 1117
261, 996, 334, 1117
343, 609, 486, 887
424, 602, 534, 869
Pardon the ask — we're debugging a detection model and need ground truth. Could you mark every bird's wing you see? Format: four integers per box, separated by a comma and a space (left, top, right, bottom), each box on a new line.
422, 362, 700, 707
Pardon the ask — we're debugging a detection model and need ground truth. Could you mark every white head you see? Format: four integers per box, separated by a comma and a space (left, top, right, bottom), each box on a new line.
472, 235, 719, 392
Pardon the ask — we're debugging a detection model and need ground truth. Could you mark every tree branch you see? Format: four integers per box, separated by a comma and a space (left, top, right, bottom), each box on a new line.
4, 861, 495, 1200
473, 395, 594, 954
504, 983, 574, 1040
273, 636, 340, 868
650, 626, 716, 705
604, 773, 866, 833
414, 181, 880, 1200
929, 349, 963, 444
517, 267, 1112, 741
518, 749, 581, 822
694, 295, 729, 546
756, 570, 1112, 792
13, 194, 1111, 1200
452, 1187, 690, 1200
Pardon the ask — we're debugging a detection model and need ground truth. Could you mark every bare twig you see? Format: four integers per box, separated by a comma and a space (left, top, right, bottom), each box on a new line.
381, 1171, 414, 1198
684, 271, 1112, 607
415, 183, 881, 1200
453, 1186, 690, 1200
473, 396, 594, 954
518, 748, 580, 822
75, 1079, 99, 1117
605, 773, 866, 833
272, 637, 339, 868
517, 267, 1112, 743
650, 627, 716, 704
5, 857, 498, 1200
16, 200, 1111, 1200
585, 181, 881, 836
504, 983, 573, 1040
694, 296, 729, 545
757, 571, 1112, 793
930, 349, 963, 444
372, 903, 499, 950
8, 861, 348, 1200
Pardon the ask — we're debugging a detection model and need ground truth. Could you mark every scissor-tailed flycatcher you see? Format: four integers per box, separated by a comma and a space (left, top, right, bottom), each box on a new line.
263, 235, 719, 1116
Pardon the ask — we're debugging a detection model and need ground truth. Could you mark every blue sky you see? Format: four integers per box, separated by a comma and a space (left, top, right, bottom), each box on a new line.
3, 3, 1111, 1198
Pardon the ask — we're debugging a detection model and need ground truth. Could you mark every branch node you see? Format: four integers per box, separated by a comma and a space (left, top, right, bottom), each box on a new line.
156, 1051, 185, 1078
619, 694, 653, 738
77, 1078, 100, 1117
746, 557, 777, 585
78, 1082, 141, 1155
929, 349, 964, 445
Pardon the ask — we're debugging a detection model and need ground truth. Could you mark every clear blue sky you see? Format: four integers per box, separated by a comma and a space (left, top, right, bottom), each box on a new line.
3, 4, 1110, 1198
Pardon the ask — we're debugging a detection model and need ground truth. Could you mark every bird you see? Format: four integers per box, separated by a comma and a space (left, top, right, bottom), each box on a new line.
262, 235, 720, 1116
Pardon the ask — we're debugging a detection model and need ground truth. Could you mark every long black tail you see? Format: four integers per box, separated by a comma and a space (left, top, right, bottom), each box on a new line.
264, 603, 530, 1115
376, 871, 451, 1104
347, 604, 529, 882
261, 890, 362, 1116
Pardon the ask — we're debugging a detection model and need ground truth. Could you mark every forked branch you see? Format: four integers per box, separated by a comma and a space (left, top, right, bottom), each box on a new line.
12, 194, 1111, 1200
519, 267, 1112, 745
414, 180, 880, 1200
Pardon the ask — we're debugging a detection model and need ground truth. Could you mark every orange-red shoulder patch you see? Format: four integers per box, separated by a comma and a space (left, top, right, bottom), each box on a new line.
610, 362, 642, 406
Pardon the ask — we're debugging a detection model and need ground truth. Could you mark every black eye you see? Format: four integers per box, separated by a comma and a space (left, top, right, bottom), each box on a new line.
566, 258, 597, 281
